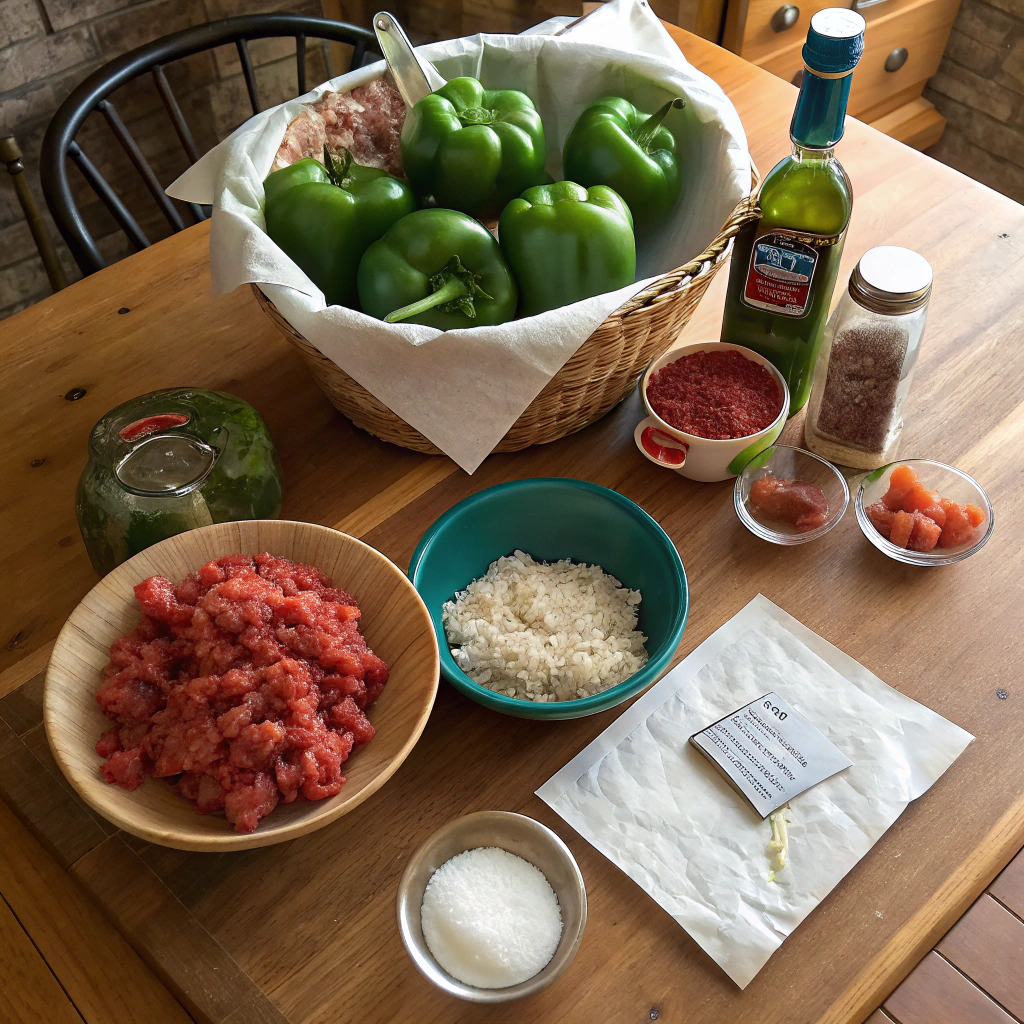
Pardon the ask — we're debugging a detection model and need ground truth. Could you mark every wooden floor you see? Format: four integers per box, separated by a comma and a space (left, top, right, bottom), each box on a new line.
0, 797, 193, 1024
1, 777, 1020, 1024
870, 848, 1024, 1024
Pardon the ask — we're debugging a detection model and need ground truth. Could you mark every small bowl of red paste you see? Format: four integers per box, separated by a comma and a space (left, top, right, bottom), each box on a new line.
43, 520, 439, 850
734, 445, 850, 545
636, 343, 789, 482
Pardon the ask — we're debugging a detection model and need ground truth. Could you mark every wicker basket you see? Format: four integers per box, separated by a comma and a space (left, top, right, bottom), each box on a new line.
254, 174, 760, 455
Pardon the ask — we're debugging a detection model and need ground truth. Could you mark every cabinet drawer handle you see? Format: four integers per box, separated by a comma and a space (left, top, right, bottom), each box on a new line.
771, 4, 800, 31
885, 47, 909, 71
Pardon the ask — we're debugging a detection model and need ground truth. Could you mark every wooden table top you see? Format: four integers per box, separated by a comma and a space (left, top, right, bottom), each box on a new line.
2, 23, 1023, 1024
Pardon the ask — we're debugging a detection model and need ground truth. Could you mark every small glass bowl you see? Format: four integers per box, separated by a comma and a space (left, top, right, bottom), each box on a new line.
734, 445, 850, 545
855, 458, 995, 566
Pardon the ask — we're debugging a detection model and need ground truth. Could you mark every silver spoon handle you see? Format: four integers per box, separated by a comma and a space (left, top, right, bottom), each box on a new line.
373, 12, 432, 108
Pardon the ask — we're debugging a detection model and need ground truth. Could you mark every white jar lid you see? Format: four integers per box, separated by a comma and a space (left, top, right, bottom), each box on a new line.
850, 246, 932, 313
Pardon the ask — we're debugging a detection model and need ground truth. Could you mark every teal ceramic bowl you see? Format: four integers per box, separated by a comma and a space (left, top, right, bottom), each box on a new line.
408, 478, 688, 720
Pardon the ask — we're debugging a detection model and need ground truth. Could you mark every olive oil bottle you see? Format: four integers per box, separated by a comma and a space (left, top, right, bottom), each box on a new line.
721, 9, 865, 414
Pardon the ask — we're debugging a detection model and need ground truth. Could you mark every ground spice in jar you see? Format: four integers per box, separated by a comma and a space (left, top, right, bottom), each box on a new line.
814, 318, 909, 454
805, 246, 931, 469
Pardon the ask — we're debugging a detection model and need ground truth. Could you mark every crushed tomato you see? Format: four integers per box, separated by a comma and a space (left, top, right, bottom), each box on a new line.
646, 350, 782, 440
94, 553, 389, 834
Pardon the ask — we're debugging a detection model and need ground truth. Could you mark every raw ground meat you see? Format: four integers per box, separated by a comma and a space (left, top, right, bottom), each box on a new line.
273, 108, 327, 170
95, 553, 389, 834
272, 78, 406, 176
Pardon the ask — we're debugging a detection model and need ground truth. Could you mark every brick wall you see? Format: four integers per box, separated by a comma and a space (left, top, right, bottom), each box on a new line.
326, 0, 582, 45
0, 0, 334, 320
925, 0, 1024, 203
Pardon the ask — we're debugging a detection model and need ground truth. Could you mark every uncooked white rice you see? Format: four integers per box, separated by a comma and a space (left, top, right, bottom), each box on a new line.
442, 550, 648, 703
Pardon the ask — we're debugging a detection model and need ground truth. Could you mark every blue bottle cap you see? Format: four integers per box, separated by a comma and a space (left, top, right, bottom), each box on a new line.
803, 9, 865, 75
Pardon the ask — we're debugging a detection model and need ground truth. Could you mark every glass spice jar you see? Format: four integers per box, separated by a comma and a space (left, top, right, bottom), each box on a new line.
804, 246, 932, 470
76, 388, 283, 574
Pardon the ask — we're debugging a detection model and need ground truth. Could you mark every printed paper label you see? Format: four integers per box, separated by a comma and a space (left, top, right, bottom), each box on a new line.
742, 233, 819, 316
689, 691, 852, 817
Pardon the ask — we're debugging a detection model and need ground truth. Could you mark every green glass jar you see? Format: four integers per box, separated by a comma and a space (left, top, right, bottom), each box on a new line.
721, 9, 865, 414
76, 388, 283, 574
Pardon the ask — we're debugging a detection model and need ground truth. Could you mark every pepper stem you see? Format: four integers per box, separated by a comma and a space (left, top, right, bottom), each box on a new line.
631, 97, 685, 151
323, 146, 354, 189
456, 105, 496, 126
384, 256, 493, 323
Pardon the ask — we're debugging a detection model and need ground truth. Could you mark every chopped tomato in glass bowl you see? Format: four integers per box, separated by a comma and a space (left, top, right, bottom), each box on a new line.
855, 459, 994, 566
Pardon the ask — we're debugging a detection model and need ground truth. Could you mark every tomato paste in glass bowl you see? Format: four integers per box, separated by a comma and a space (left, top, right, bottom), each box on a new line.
734, 445, 849, 545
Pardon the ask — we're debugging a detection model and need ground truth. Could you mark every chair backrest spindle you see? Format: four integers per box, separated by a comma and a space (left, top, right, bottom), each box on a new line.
152, 65, 201, 164
236, 39, 262, 114
42, 14, 380, 275
296, 33, 307, 95
349, 39, 366, 71
98, 99, 186, 233
67, 140, 151, 257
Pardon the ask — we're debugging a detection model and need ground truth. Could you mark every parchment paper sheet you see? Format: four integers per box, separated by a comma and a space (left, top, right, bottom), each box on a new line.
166, 0, 750, 473
536, 595, 973, 988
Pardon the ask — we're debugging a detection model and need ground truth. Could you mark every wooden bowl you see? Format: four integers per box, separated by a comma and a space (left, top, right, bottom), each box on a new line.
43, 520, 439, 852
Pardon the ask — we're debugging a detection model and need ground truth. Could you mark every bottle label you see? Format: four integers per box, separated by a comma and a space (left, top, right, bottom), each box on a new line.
742, 232, 823, 317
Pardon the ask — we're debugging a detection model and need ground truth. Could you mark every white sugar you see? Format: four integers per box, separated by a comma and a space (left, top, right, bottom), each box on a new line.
420, 846, 563, 989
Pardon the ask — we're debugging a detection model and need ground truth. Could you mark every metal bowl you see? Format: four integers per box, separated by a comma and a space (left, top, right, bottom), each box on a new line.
396, 810, 587, 1002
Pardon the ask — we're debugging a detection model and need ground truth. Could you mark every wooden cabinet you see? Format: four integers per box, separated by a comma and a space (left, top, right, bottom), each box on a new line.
717, 0, 958, 147
724, 0, 915, 65
605, 0, 955, 149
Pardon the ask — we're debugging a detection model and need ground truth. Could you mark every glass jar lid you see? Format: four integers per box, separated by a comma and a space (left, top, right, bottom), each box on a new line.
849, 246, 932, 314
116, 434, 217, 496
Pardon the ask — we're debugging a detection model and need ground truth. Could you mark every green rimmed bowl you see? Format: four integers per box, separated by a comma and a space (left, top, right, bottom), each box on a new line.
408, 478, 688, 720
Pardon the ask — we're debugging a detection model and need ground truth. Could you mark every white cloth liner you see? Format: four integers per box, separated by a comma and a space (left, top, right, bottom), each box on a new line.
536, 594, 973, 988
167, 0, 750, 473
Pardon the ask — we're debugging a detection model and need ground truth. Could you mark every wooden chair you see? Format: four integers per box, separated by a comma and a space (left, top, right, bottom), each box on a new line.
1, 135, 68, 292
40, 13, 379, 276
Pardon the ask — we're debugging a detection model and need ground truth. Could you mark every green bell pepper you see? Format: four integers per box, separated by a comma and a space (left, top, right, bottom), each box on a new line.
401, 77, 547, 219
263, 156, 329, 205
498, 181, 635, 317
562, 96, 685, 231
357, 208, 518, 330
263, 150, 415, 308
